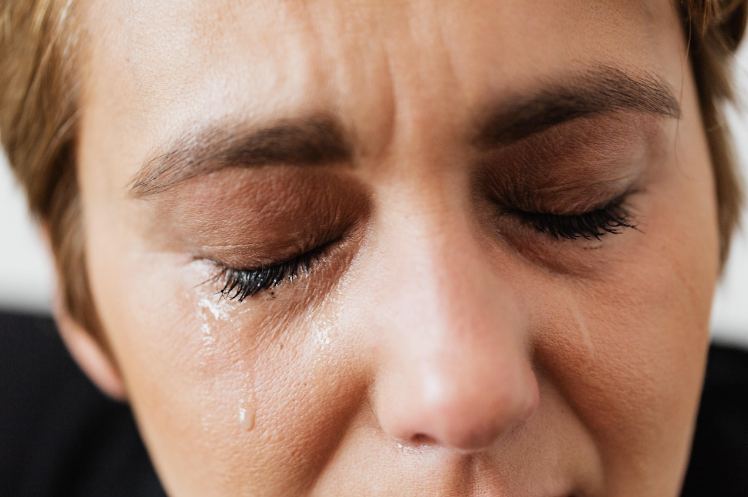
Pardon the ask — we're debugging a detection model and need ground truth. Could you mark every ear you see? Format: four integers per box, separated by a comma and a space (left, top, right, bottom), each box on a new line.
53, 291, 128, 401
39, 222, 127, 401
53, 282, 127, 401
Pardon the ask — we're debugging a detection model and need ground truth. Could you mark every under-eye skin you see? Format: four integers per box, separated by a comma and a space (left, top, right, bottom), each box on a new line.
506, 193, 638, 241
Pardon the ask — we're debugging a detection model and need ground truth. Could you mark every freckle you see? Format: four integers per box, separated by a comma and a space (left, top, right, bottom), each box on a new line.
239, 406, 256, 432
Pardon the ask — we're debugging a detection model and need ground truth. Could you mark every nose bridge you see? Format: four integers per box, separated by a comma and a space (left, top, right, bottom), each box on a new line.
372, 206, 539, 453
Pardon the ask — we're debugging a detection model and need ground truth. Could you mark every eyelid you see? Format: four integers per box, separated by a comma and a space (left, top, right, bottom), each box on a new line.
195, 224, 342, 271
501, 189, 640, 241
208, 241, 331, 302
203, 220, 368, 302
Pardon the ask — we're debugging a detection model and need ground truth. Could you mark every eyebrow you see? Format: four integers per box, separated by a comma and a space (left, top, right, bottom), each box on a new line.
130, 65, 680, 198
473, 66, 680, 147
130, 115, 352, 197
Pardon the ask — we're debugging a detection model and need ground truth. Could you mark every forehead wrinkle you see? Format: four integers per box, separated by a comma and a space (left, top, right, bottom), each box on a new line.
80, 0, 688, 205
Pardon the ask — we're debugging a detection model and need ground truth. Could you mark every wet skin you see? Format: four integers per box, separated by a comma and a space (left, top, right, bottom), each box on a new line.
68, 0, 719, 495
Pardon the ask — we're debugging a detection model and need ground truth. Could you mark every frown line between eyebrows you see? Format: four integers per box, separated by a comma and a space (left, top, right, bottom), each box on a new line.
129, 114, 353, 198
128, 65, 681, 199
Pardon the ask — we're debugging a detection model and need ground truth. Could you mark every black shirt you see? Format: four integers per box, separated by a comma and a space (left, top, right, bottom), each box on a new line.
0, 312, 165, 497
1, 311, 746, 496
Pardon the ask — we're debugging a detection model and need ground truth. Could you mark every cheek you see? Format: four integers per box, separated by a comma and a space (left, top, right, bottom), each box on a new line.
86, 244, 367, 496
86, 252, 251, 494
532, 142, 719, 488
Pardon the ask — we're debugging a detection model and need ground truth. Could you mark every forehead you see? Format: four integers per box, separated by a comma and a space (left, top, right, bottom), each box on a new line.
79, 0, 684, 183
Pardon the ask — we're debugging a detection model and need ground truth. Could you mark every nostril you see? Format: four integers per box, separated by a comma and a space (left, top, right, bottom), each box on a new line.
395, 432, 438, 450
411, 433, 432, 445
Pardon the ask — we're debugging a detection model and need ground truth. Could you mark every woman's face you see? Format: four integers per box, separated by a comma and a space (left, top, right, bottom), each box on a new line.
74, 0, 719, 495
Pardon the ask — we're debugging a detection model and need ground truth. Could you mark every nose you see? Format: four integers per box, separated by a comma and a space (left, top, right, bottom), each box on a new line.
370, 214, 539, 453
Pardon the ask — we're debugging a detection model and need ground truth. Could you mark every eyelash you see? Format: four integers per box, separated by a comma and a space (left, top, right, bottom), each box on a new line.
509, 195, 637, 241
214, 244, 328, 302
212, 197, 636, 301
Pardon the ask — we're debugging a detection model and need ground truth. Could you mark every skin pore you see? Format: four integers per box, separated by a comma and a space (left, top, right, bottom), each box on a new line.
65, 0, 719, 495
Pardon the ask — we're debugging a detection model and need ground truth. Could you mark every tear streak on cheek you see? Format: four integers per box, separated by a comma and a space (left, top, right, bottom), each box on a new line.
195, 299, 259, 439
562, 291, 596, 366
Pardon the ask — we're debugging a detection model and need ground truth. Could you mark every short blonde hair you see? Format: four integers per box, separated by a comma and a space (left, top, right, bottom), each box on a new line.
0, 0, 746, 334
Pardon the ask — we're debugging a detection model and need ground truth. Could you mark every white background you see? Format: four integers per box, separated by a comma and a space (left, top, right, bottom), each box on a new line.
1, 50, 747, 345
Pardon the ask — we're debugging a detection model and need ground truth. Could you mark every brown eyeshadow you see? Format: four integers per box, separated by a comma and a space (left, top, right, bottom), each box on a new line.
130, 166, 371, 267
472, 113, 668, 214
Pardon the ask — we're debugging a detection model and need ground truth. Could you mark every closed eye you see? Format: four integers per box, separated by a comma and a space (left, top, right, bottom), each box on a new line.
211, 241, 334, 302
506, 194, 638, 241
